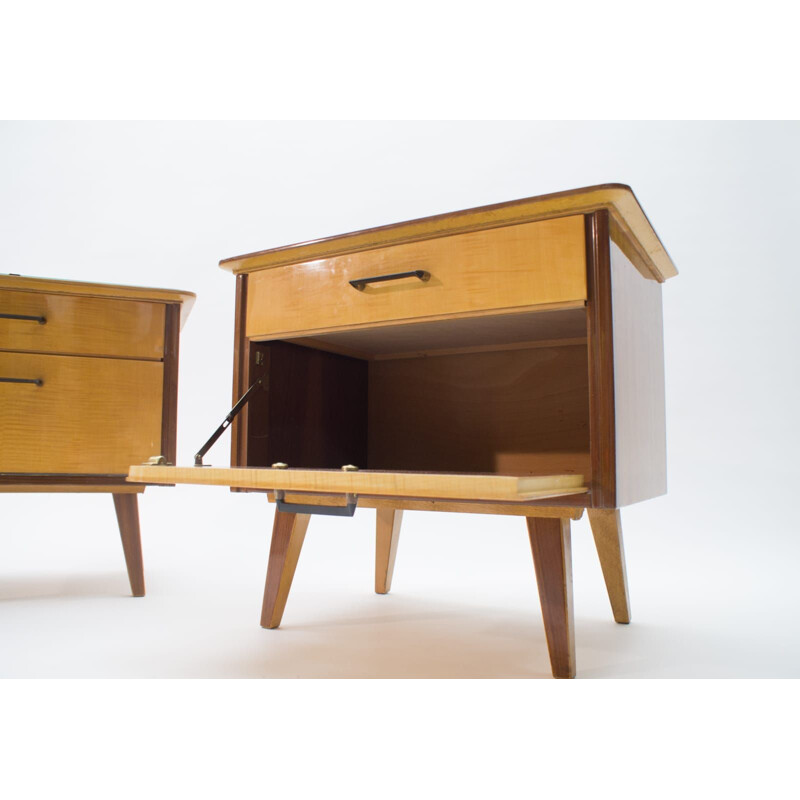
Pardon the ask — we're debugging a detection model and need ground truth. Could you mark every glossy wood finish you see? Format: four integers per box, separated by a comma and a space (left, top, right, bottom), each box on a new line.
375, 509, 402, 594
220, 183, 677, 283
113, 493, 145, 597
527, 516, 575, 678
0, 351, 163, 474
128, 464, 587, 502
261, 509, 311, 628
245, 216, 587, 339
587, 508, 630, 624
610, 241, 667, 506
0, 289, 166, 359
0, 274, 195, 328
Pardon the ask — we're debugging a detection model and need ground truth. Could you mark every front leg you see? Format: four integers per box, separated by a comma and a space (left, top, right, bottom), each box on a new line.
113, 493, 145, 597
527, 516, 575, 678
261, 508, 311, 628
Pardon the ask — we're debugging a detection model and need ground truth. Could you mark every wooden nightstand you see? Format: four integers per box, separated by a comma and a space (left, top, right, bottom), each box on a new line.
130, 184, 676, 677
1, 275, 194, 597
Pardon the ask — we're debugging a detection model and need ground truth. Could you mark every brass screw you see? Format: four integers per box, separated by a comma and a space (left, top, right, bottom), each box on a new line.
341, 464, 359, 472
271, 462, 289, 469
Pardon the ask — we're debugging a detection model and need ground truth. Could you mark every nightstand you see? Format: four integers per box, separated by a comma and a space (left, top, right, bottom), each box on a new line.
131, 184, 676, 676
1, 275, 194, 596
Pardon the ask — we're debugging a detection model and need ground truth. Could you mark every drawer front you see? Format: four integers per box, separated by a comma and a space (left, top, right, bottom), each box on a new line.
245, 215, 587, 338
0, 290, 165, 359
0, 352, 163, 474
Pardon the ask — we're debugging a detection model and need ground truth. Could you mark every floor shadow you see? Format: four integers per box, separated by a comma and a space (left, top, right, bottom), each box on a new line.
0, 572, 133, 602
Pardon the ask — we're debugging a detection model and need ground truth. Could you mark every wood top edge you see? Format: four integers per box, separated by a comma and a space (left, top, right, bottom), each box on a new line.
0, 274, 196, 305
218, 183, 678, 282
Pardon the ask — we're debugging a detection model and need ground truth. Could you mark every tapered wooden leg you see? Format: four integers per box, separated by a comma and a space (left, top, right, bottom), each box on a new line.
261, 510, 311, 629
527, 517, 575, 679
375, 508, 402, 594
113, 493, 145, 597
587, 508, 631, 624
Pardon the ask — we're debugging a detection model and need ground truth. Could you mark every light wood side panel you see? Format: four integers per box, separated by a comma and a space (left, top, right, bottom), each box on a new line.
610, 240, 667, 506
245, 216, 587, 338
1, 352, 163, 474
128, 465, 587, 503
0, 290, 165, 359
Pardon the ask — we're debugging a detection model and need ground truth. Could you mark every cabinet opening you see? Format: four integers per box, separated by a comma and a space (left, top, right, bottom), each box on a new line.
242, 307, 591, 481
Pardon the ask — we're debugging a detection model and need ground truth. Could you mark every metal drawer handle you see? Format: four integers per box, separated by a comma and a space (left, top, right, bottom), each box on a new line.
350, 270, 430, 291
1, 312, 47, 324
0, 376, 43, 386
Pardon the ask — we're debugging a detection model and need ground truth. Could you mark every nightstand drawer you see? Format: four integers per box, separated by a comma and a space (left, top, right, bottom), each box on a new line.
245, 215, 587, 338
0, 352, 163, 474
0, 289, 165, 359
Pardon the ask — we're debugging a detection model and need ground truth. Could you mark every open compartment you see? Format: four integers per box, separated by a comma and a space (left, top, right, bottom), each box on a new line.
241, 305, 591, 486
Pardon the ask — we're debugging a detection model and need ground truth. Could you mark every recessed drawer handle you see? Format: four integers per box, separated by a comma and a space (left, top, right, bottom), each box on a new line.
0, 312, 47, 324
0, 376, 43, 386
349, 270, 430, 291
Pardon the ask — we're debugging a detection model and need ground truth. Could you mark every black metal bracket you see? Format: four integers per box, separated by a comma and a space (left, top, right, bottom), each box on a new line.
349, 269, 430, 291
194, 376, 265, 466
1, 312, 46, 324
275, 491, 358, 517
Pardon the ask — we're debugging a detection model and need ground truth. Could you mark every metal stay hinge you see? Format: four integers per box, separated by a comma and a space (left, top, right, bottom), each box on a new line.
193, 376, 266, 466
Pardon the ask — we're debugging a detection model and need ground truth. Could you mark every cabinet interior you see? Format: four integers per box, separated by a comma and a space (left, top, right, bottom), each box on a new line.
243, 306, 591, 480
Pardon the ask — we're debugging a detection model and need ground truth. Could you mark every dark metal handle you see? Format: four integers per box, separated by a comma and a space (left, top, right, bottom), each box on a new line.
350, 270, 430, 291
276, 497, 358, 517
0, 376, 43, 386
0, 312, 46, 324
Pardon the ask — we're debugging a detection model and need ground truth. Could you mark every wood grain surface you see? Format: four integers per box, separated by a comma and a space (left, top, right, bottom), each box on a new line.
245, 216, 587, 338
1, 351, 163, 474
0, 289, 166, 359
128, 465, 587, 502
220, 183, 677, 283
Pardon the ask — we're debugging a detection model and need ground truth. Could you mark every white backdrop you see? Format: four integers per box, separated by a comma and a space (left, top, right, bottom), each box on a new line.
1, 121, 798, 677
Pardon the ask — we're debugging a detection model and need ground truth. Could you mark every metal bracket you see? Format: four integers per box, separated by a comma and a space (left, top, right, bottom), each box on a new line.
194, 376, 265, 466
275, 490, 358, 517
